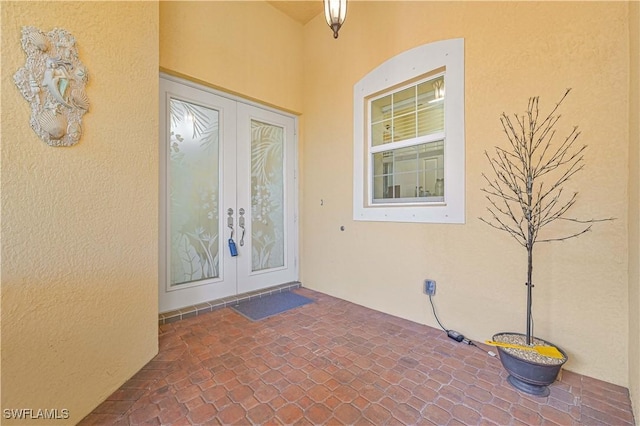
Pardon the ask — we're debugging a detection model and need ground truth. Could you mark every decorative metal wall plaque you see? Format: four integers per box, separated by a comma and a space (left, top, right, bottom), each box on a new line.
14, 27, 89, 147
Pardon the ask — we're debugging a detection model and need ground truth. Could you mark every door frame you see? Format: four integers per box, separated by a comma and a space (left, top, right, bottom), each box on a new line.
159, 73, 300, 313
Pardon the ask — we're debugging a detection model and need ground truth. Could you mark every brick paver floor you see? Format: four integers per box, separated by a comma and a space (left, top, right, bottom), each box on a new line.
80, 288, 636, 425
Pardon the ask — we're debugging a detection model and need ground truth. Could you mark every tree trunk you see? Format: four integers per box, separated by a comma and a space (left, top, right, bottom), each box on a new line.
526, 245, 533, 345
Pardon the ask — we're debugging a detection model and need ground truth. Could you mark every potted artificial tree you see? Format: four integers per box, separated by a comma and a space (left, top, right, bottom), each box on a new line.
480, 89, 613, 396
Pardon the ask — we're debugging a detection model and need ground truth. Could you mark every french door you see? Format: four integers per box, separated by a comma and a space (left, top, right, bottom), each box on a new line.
159, 75, 298, 313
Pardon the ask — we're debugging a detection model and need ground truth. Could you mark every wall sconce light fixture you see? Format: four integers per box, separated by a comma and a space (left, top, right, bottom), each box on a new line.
324, 0, 347, 39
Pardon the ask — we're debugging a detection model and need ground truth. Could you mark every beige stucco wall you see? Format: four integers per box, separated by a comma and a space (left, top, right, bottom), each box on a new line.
160, 1, 304, 114
0, 2, 159, 424
302, 1, 630, 386
629, 0, 640, 422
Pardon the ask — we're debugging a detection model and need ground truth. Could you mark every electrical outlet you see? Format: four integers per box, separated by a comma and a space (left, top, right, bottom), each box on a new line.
424, 279, 436, 296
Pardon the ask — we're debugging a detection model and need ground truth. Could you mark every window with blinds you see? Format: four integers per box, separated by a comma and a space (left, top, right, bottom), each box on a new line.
370, 75, 444, 146
353, 38, 464, 224
368, 75, 446, 203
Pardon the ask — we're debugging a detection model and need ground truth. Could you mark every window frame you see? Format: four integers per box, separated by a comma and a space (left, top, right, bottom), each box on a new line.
369, 72, 446, 205
353, 38, 465, 223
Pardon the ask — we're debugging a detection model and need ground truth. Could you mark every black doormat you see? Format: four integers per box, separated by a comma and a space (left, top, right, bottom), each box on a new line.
231, 291, 314, 321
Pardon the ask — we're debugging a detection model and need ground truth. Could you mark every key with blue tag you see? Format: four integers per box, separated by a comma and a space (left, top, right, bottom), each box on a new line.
228, 238, 238, 256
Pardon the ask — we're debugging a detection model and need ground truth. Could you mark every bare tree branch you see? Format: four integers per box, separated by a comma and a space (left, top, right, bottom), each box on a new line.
537, 225, 592, 243
481, 89, 611, 248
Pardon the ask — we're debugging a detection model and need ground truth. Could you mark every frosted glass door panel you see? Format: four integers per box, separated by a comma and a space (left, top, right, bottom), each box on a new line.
251, 119, 285, 272
169, 99, 220, 286
237, 103, 297, 294
160, 76, 238, 314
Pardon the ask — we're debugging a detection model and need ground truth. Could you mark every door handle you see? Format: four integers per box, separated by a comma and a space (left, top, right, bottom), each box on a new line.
239, 208, 246, 247
227, 208, 238, 256
227, 208, 234, 239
